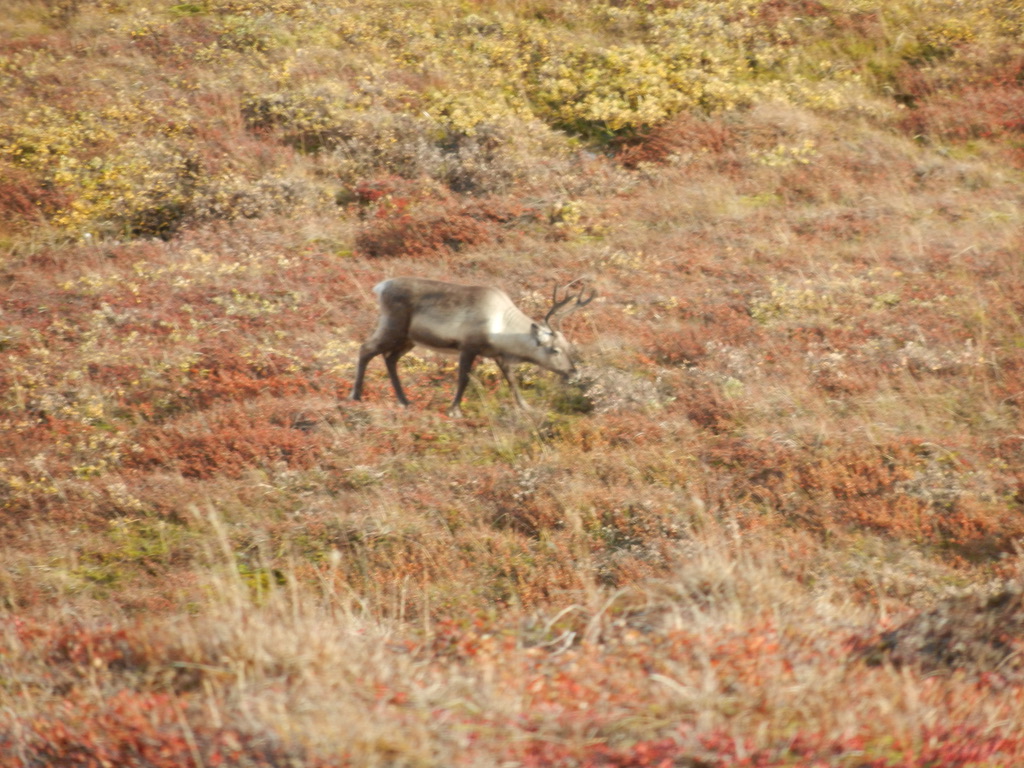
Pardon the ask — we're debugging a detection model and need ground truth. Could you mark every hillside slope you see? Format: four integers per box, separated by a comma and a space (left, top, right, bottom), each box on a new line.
3, 1, 1024, 765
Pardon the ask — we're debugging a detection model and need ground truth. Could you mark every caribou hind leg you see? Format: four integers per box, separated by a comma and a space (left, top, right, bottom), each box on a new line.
349, 343, 376, 402
383, 340, 415, 406
350, 310, 413, 405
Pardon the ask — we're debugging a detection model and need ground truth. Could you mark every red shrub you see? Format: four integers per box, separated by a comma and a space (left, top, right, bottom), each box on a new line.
0, 164, 68, 225
168, 348, 314, 414
352, 174, 404, 205
900, 85, 1024, 142
355, 209, 492, 258
698, 436, 1024, 550
894, 51, 1024, 167
126, 400, 327, 479
644, 327, 708, 366
354, 198, 540, 258
614, 112, 735, 169
3, 689, 338, 768
756, 0, 829, 25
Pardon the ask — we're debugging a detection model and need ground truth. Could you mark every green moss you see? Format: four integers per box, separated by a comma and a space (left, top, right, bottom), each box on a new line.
168, 3, 207, 15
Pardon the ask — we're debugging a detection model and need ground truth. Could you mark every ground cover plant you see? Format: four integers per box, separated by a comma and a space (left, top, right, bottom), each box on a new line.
2, 0, 1024, 765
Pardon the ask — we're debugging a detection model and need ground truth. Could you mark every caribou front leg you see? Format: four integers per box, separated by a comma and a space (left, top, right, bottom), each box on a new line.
494, 356, 529, 410
447, 348, 478, 417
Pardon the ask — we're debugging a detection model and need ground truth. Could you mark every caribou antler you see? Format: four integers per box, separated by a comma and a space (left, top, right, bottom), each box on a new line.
544, 279, 596, 328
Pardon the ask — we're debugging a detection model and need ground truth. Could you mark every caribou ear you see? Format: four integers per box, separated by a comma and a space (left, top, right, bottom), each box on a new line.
531, 322, 554, 347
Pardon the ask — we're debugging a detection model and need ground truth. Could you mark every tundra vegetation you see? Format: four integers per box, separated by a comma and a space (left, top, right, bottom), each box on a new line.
2, 0, 1024, 765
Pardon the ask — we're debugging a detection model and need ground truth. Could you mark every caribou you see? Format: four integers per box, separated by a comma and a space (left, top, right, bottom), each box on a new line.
350, 276, 595, 416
